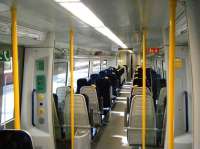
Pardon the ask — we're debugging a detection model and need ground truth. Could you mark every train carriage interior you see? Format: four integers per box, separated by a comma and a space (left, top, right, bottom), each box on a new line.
0, 0, 199, 149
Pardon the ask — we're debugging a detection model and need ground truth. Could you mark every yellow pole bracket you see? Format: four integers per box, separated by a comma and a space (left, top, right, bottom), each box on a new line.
11, 5, 21, 130
167, 0, 176, 149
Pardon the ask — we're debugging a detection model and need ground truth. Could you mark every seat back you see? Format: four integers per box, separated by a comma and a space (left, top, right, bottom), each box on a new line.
161, 108, 167, 146
99, 71, 107, 78
128, 95, 156, 146
89, 74, 99, 84
157, 87, 167, 145
73, 95, 91, 149
73, 94, 90, 127
96, 77, 112, 108
53, 94, 59, 111
52, 95, 63, 147
116, 67, 125, 85
157, 87, 167, 114
56, 86, 70, 140
0, 130, 33, 149
132, 87, 151, 97
107, 74, 119, 96
133, 78, 150, 88
57, 87, 90, 127
56, 87, 68, 105
120, 67, 125, 84
80, 86, 101, 126
122, 65, 127, 82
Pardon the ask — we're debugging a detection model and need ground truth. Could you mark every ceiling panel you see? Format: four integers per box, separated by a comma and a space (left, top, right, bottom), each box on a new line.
0, 0, 172, 52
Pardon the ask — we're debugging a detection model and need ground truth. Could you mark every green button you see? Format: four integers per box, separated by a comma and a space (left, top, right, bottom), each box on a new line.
36, 75, 46, 93
36, 59, 44, 71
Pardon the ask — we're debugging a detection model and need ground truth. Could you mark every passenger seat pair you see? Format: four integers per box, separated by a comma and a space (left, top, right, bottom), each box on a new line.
52, 87, 91, 149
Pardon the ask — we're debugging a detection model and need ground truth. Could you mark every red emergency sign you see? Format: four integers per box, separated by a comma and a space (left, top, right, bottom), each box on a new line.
147, 48, 160, 54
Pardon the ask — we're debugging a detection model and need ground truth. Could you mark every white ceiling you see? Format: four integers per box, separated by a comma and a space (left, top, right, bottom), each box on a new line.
0, 0, 187, 53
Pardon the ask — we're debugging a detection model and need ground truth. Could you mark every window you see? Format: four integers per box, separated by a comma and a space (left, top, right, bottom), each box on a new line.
53, 62, 67, 93
92, 60, 100, 73
1, 58, 14, 124
53, 73, 66, 93
67, 60, 90, 90
101, 60, 107, 70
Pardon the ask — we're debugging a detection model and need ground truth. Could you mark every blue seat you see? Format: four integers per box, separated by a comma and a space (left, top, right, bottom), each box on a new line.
99, 71, 107, 78
77, 78, 88, 93
89, 74, 99, 85
96, 77, 112, 108
0, 130, 34, 149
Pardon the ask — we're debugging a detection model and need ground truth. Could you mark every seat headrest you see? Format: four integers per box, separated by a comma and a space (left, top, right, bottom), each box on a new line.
89, 74, 100, 84
77, 78, 88, 93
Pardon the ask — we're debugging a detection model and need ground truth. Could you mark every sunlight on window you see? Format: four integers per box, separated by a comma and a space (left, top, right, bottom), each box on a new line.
68, 68, 89, 90
1, 84, 14, 123
1, 59, 14, 124
101, 60, 107, 70
92, 60, 100, 73
53, 73, 66, 93
67, 60, 89, 91
75, 61, 89, 67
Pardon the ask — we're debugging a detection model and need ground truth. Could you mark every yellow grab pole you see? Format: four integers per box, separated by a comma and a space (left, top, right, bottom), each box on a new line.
69, 30, 75, 149
167, 0, 176, 149
11, 5, 21, 129
142, 30, 147, 149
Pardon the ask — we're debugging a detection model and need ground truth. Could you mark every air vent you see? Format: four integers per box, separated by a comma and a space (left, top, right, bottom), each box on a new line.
176, 3, 187, 36
0, 22, 46, 41
0, 3, 9, 12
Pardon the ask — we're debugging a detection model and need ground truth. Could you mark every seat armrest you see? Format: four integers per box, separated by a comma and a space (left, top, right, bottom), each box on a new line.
98, 96, 104, 112
124, 107, 128, 127
89, 109, 94, 127
127, 97, 130, 113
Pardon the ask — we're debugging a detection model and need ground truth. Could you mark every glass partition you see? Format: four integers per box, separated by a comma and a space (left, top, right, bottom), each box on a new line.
1, 57, 14, 124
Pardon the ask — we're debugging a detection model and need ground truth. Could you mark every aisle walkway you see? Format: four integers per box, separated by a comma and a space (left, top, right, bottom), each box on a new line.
93, 84, 132, 149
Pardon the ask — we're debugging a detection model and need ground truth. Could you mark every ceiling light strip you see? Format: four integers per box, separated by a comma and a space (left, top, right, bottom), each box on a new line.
56, 1, 127, 48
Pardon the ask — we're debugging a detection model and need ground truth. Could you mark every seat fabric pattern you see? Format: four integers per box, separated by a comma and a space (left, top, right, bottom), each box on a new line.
128, 95, 156, 146
80, 86, 101, 126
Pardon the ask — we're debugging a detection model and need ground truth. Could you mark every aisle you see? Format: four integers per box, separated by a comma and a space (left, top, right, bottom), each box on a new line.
93, 97, 131, 149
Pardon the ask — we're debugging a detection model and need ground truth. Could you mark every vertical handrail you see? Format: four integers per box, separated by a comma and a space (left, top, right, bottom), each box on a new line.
88, 60, 91, 78
31, 89, 36, 127
11, 5, 21, 129
162, 60, 165, 79
142, 30, 147, 149
184, 91, 189, 132
69, 30, 75, 149
167, 0, 176, 149
65, 61, 68, 86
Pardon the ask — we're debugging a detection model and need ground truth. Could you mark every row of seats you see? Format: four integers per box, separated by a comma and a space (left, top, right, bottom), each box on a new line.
77, 65, 127, 91
52, 65, 128, 149
53, 87, 91, 149
125, 66, 167, 147
76, 65, 127, 109
77, 66, 127, 133
134, 67, 167, 141
133, 67, 166, 111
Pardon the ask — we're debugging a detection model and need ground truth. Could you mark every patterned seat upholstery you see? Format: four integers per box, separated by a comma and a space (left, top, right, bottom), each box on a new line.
80, 86, 101, 126
127, 95, 156, 146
